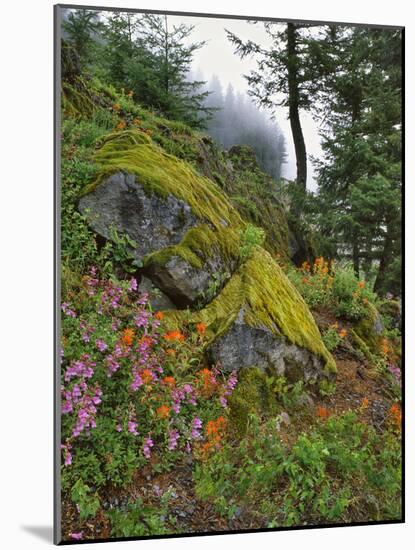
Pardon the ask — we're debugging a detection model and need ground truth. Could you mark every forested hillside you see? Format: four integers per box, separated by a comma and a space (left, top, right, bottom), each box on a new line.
58, 9, 402, 542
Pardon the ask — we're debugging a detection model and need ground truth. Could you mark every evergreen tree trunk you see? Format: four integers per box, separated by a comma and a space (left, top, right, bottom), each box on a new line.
374, 227, 393, 295
352, 237, 360, 278
163, 15, 169, 95
287, 23, 307, 190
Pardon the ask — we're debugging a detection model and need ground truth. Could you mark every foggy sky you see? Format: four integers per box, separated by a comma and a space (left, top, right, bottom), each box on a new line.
168, 14, 323, 191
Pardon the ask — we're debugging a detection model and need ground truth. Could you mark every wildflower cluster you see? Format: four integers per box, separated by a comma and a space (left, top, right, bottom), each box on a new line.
60, 270, 239, 489
285, 258, 375, 321
198, 416, 227, 460
389, 403, 402, 431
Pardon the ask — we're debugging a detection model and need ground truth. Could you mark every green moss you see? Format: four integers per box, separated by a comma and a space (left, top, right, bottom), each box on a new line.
169, 247, 336, 375
62, 79, 96, 119
143, 224, 240, 271
81, 130, 244, 273
228, 367, 277, 436
84, 130, 243, 233
354, 304, 382, 354
225, 146, 290, 259
349, 328, 376, 363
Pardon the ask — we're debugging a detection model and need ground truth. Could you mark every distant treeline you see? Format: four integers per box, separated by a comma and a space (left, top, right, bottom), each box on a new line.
200, 75, 287, 180
61, 9, 286, 180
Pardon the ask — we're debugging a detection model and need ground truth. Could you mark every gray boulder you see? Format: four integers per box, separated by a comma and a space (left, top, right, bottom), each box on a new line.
207, 307, 329, 384
138, 276, 176, 311
79, 171, 236, 308
79, 172, 198, 262
145, 254, 233, 308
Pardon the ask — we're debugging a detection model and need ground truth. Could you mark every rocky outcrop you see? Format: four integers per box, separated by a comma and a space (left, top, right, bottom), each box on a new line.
79, 129, 336, 385
208, 308, 325, 383
79, 130, 241, 307
145, 252, 234, 308
174, 247, 336, 381
79, 172, 198, 261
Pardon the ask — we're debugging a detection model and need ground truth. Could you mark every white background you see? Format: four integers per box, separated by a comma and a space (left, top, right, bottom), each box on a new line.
0, 0, 412, 548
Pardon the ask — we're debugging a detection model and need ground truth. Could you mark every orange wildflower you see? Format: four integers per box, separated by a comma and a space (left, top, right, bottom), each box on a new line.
205, 416, 227, 447
154, 311, 164, 320
380, 338, 390, 356
316, 406, 330, 419
164, 330, 185, 342
121, 327, 135, 346
361, 397, 369, 409
358, 280, 366, 289
133, 117, 142, 126
389, 403, 402, 429
162, 376, 176, 387
339, 328, 347, 339
199, 441, 214, 460
197, 368, 217, 397
156, 404, 170, 419
141, 369, 154, 384
196, 322, 206, 335
165, 348, 176, 356
116, 120, 126, 130
112, 103, 121, 111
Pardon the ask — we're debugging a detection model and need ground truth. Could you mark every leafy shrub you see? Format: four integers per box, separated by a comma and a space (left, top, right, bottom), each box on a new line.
107, 495, 173, 537
239, 224, 265, 260
194, 410, 401, 526
322, 325, 342, 351
70, 479, 100, 520
285, 257, 377, 321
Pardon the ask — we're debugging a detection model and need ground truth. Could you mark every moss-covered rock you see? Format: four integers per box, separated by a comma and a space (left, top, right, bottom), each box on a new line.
169, 247, 336, 380
76, 126, 335, 387
79, 130, 243, 306
354, 303, 384, 354
228, 367, 277, 436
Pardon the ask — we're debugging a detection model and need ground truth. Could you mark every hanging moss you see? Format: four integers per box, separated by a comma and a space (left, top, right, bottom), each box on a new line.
83, 130, 243, 231
80, 130, 244, 274
349, 328, 376, 363
168, 247, 336, 375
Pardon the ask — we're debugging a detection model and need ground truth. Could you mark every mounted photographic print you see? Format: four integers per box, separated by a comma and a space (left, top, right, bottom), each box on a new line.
54, 4, 404, 544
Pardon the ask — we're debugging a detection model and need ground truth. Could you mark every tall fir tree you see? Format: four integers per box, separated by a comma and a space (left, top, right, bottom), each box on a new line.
313, 27, 402, 294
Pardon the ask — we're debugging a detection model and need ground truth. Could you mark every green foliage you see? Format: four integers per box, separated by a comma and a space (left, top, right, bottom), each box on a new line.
107, 495, 173, 537
70, 479, 101, 520
285, 258, 377, 321
322, 326, 342, 351
239, 224, 265, 260
107, 227, 141, 272
332, 265, 376, 320
194, 411, 402, 526
318, 378, 337, 397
